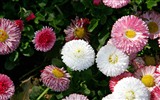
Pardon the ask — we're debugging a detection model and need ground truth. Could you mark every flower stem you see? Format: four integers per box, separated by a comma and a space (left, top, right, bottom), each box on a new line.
55, 5, 63, 15
36, 87, 50, 100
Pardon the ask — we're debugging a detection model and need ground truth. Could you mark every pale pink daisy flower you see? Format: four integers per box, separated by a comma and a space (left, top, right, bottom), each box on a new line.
41, 65, 71, 92
111, 15, 149, 55
0, 74, 15, 100
32, 26, 56, 52
141, 11, 160, 39
109, 71, 133, 92
62, 93, 89, 100
0, 18, 21, 55
102, 94, 115, 100
131, 57, 145, 70
103, 0, 130, 9
64, 17, 90, 42
134, 66, 160, 91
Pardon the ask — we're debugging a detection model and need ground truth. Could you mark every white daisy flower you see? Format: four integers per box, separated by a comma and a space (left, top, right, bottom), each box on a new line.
61, 40, 95, 71
113, 77, 150, 100
96, 43, 129, 77
102, 94, 115, 100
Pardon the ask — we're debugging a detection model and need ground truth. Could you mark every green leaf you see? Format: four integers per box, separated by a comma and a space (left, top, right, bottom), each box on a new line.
51, 58, 65, 67
88, 19, 99, 32
146, 0, 160, 9
5, 60, 18, 70
9, 51, 19, 62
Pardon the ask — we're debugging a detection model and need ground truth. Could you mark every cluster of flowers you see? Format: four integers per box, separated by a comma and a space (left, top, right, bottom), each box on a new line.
0, 0, 160, 99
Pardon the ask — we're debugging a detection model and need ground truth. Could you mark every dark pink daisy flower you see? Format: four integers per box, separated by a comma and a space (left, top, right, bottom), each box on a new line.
32, 26, 56, 52
93, 0, 101, 6
62, 93, 89, 100
109, 71, 133, 92
111, 15, 149, 55
14, 19, 24, 31
41, 65, 71, 92
0, 18, 21, 55
0, 74, 15, 100
26, 12, 36, 22
103, 0, 130, 9
64, 17, 90, 42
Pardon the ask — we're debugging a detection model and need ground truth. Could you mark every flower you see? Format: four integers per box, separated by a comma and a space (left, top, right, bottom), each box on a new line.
14, 19, 24, 31
64, 17, 90, 42
32, 26, 56, 52
102, 0, 130, 9
113, 77, 150, 100
96, 43, 129, 77
0, 74, 15, 100
0, 18, 21, 55
151, 86, 160, 100
140, 11, 160, 39
62, 93, 89, 100
131, 57, 145, 70
61, 40, 95, 71
109, 71, 133, 92
26, 12, 36, 21
40, 65, 71, 92
102, 94, 114, 100
134, 66, 160, 91
111, 15, 149, 55
93, 0, 101, 6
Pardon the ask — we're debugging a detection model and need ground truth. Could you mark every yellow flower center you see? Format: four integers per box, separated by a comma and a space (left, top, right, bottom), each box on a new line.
74, 27, 85, 38
0, 29, 8, 42
125, 29, 136, 39
141, 75, 155, 87
52, 68, 64, 78
125, 90, 135, 100
108, 54, 118, 64
148, 22, 159, 34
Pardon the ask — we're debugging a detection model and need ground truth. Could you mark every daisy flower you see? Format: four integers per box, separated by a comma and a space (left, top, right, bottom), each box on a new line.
102, 0, 130, 9
14, 19, 24, 31
64, 17, 90, 42
40, 65, 71, 92
151, 86, 160, 100
102, 94, 114, 100
26, 12, 36, 22
32, 26, 56, 52
113, 77, 150, 100
140, 11, 160, 39
61, 40, 95, 71
109, 71, 133, 92
134, 66, 160, 91
62, 93, 89, 100
0, 74, 15, 100
0, 18, 21, 55
96, 43, 129, 77
131, 57, 145, 70
111, 15, 149, 55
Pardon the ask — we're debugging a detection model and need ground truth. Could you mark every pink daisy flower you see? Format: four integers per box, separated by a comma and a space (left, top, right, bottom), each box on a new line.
26, 12, 36, 22
140, 11, 160, 39
62, 93, 89, 100
93, 0, 101, 6
32, 26, 56, 52
111, 15, 149, 55
64, 17, 90, 42
109, 71, 133, 92
103, 0, 130, 9
134, 66, 160, 91
0, 18, 21, 55
14, 19, 24, 31
0, 74, 15, 100
131, 57, 145, 70
40, 65, 71, 92
151, 86, 160, 100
